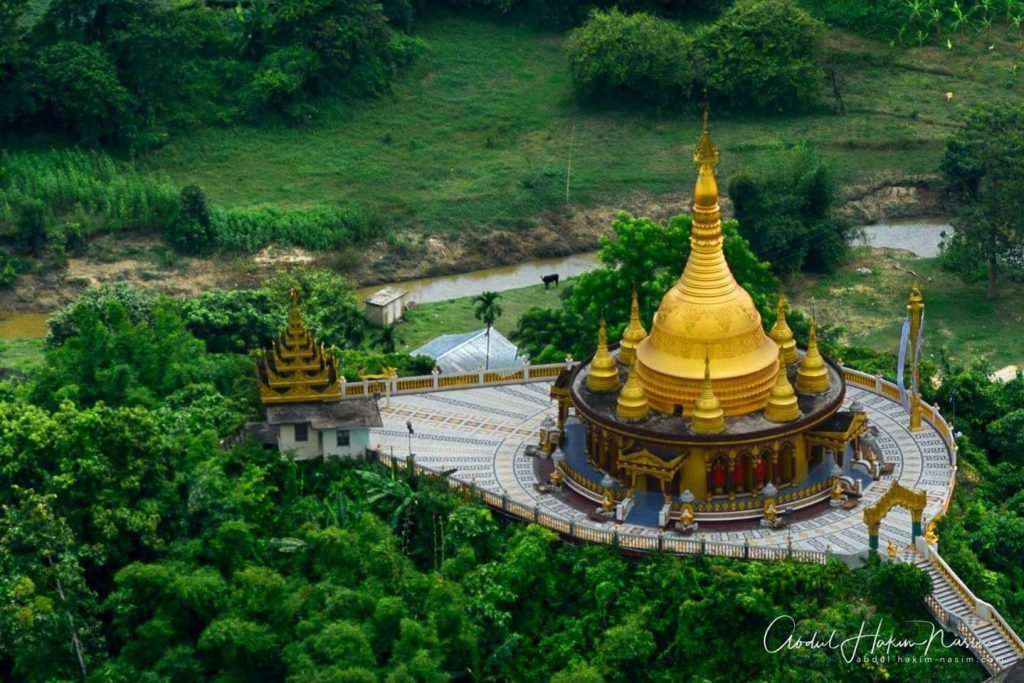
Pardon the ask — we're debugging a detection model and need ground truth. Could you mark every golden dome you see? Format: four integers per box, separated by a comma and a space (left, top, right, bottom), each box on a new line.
769, 291, 798, 366
635, 112, 779, 416
796, 315, 830, 395
616, 359, 649, 421
587, 317, 620, 393
618, 289, 647, 366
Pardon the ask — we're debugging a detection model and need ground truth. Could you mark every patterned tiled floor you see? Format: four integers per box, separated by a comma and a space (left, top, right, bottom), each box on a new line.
369, 382, 955, 555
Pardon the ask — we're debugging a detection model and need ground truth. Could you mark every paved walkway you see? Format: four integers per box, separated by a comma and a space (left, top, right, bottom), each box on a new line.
370, 382, 955, 556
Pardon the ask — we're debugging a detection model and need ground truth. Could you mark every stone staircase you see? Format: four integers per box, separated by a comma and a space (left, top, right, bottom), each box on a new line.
912, 554, 1024, 675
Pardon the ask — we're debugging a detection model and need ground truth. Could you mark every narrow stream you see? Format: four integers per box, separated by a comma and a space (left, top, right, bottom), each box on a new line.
0, 220, 950, 340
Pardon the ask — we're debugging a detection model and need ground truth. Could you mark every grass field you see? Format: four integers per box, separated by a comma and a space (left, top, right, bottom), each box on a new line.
0, 338, 45, 372
396, 282, 560, 351
791, 249, 1024, 371
141, 12, 1024, 235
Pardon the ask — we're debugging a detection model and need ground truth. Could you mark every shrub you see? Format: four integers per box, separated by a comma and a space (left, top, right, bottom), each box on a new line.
565, 9, 693, 106
694, 0, 824, 113
728, 145, 852, 273
209, 203, 382, 252
166, 184, 215, 254
0, 150, 179, 238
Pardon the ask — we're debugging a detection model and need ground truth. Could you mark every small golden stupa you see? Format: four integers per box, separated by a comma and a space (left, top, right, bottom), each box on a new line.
796, 315, 830, 395
256, 289, 341, 404
634, 110, 779, 416
616, 359, 649, 421
764, 348, 801, 423
618, 289, 647, 366
586, 317, 620, 393
769, 292, 798, 366
690, 356, 726, 434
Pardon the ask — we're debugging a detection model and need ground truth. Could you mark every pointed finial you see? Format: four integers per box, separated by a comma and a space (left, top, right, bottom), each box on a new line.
694, 103, 719, 169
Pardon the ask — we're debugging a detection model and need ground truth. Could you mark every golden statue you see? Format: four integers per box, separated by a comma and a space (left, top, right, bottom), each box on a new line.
925, 519, 939, 545
832, 478, 844, 500
763, 499, 778, 525
601, 491, 615, 512
887, 540, 899, 558
679, 504, 695, 527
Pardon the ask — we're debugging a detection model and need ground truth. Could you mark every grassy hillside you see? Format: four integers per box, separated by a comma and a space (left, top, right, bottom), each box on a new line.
142, 12, 1024, 235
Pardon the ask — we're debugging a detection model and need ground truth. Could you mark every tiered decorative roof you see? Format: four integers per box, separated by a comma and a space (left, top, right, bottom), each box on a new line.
257, 289, 341, 404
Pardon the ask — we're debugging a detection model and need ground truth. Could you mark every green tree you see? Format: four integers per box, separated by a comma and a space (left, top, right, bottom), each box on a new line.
167, 183, 215, 255
695, 0, 825, 113
728, 146, 852, 273
472, 291, 503, 370
565, 9, 693, 106
941, 104, 1024, 297
375, 323, 402, 354
31, 40, 131, 145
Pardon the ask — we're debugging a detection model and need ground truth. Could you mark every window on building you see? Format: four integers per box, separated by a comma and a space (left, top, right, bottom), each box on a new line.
294, 423, 309, 442
337, 430, 350, 447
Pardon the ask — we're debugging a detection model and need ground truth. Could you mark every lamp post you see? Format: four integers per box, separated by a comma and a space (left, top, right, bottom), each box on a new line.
406, 420, 414, 459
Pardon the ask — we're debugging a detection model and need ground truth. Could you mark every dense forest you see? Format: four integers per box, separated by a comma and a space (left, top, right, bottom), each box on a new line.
0, 263, 995, 681
1, 237, 1021, 681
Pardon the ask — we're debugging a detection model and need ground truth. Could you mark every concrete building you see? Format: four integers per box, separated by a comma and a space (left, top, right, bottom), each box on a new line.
365, 287, 408, 326
266, 398, 382, 460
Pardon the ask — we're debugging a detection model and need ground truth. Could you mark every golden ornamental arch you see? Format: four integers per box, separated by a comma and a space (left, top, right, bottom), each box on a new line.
863, 481, 926, 552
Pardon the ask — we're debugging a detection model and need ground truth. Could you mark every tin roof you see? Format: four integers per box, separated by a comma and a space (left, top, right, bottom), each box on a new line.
412, 328, 520, 374
365, 287, 408, 306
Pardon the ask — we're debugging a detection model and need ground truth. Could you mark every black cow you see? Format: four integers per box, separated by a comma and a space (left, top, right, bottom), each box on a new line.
541, 273, 560, 289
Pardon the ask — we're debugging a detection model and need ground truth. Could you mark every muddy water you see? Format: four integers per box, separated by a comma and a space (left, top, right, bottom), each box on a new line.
356, 252, 600, 305
358, 221, 951, 305
0, 311, 48, 340
858, 220, 949, 258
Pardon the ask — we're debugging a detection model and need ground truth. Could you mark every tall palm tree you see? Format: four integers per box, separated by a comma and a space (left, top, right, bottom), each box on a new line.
375, 324, 401, 354
472, 291, 503, 370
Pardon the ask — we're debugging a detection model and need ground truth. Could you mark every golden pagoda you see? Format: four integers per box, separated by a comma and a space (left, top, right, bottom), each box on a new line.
635, 110, 779, 416
257, 289, 342, 404
616, 359, 649, 421
764, 348, 801, 423
618, 289, 647, 366
586, 317, 620, 392
690, 356, 725, 434
769, 292, 798, 366
552, 115, 863, 517
796, 315, 830, 395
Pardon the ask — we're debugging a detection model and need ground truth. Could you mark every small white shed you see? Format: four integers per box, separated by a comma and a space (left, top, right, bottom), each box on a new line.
364, 287, 408, 326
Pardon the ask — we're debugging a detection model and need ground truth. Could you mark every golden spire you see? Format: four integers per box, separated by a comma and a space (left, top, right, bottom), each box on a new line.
769, 291, 798, 366
616, 358, 649, 421
586, 317, 620, 393
691, 355, 725, 434
764, 348, 801, 423
618, 289, 647, 366
257, 289, 341, 404
634, 106, 780, 416
796, 315, 830, 394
